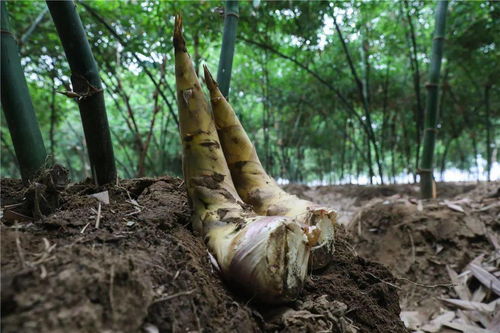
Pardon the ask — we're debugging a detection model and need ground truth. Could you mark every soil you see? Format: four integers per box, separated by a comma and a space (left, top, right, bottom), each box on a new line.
285, 181, 500, 329
1, 175, 407, 333
348, 183, 499, 317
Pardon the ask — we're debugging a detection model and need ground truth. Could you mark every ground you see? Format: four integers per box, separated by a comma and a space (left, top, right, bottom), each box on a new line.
285, 181, 500, 332
1, 176, 498, 332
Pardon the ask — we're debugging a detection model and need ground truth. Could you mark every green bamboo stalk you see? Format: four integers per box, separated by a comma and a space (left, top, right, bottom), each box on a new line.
1, 1, 47, 182
419, 0, 449, 199
216, 0, 239, 99
46, 0, 116, 185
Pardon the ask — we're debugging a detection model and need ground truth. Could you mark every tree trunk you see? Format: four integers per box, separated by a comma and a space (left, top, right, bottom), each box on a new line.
366, 134, 374, 184
137, 56, 167, 177
403, 1, 424, 173
400, 109, 412, 178
1, 2, 47, 182
340, 117, 347, 182
390, 115, 397, 183
47, 0, 116, 185
261, 53, 270, 171
420, 0, 448, 199
440, 138, 453, 180
217, 0, 239, 99
484, 84, 492, 181
472, 134, 479, 182
49, 75, 57, 160
333, 16, 384, 184
380, 60, 391, 154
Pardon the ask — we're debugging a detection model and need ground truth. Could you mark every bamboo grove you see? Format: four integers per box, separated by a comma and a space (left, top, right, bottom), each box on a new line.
1, 1, 499, 192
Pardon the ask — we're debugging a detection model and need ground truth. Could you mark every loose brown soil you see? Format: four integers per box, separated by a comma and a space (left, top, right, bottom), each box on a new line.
286, 181, 500, 331
348, 183, 499, 317
1, 176, 407, 333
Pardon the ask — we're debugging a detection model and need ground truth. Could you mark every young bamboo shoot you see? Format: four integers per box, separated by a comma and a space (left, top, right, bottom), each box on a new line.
175, 16, 309, 303
204, 66, 336, 269
174, 15, 336, 302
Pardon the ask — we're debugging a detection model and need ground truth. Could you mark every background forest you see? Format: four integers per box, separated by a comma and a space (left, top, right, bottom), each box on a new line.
1, 0, 499, 185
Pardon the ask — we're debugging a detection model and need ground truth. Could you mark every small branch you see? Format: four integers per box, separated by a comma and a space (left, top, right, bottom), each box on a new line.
152, 289, 195, 304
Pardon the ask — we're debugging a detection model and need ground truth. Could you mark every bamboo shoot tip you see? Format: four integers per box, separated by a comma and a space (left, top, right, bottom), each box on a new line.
173, 14, 186, 51
203, 65, 217, 90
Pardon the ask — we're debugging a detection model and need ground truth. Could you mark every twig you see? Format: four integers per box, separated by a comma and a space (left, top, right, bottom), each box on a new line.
81, 222, 90, 233
152, 289, 195, 304
395, 276, 454, 289
15, 230, 26, 268
367, 272, 401, 290
95, 202, 102, 229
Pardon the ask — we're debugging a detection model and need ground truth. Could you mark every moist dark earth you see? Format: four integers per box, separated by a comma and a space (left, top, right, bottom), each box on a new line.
1, 175, 407, 333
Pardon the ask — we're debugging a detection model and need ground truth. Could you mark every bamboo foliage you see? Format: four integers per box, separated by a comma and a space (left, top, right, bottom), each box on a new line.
1, 1, 47, 182
46, 0, 116, 185
420, 0, 449, 198
217, 0, 239, 99
0, 1, 495, 183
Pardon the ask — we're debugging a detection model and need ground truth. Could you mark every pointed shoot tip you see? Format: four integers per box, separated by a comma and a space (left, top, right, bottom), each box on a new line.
173, 14, 185, 51
203, 65, 218, 91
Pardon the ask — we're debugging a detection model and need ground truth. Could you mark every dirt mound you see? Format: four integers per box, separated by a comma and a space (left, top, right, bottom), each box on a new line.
1, 177, 406, 333
348, 183, 499, 318
285, 182, 477, 206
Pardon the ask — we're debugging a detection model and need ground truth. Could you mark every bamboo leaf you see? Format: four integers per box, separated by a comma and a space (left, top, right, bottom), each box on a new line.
469, 263, 500, 296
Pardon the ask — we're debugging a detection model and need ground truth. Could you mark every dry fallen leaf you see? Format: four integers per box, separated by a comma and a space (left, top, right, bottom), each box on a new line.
421, 311, 455, 332
444, 200, 465, 214
440, 298, 496, 313
88, 191, 110, 205
469, 263, 500, 296
442, 321, 496, 333
446, 265, 471, 301
400, 311, 427, 330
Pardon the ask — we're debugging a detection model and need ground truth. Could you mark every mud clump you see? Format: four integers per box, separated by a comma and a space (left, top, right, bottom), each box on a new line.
1, 177, 406, 332
304, 228, 406, 332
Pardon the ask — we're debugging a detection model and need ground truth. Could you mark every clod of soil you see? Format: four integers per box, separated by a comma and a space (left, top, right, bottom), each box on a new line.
1, 176, 407, 333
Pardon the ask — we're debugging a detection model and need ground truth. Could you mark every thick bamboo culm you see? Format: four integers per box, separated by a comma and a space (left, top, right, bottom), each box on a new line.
1, 2, 47, 182
46, 0, 116, 185
216, 0, 239, 99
